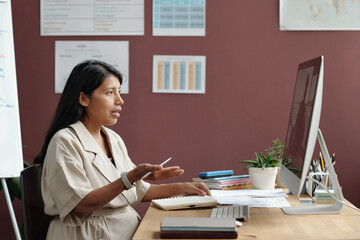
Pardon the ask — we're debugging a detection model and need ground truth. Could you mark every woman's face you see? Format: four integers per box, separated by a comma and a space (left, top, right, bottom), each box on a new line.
80, 74, 124, 127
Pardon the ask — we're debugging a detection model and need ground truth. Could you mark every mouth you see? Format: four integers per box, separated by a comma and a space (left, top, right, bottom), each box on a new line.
111, 108, 122, 118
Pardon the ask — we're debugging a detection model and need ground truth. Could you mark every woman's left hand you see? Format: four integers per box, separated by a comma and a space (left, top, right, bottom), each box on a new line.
143, 166, 184, 181
142, 181, 211, 201
179, 182, 211, 196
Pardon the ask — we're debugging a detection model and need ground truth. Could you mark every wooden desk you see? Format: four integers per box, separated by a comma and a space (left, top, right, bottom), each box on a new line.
133, 194, 360, 240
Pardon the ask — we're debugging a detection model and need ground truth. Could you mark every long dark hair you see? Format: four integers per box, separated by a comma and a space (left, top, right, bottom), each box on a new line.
34, 60, 123, 165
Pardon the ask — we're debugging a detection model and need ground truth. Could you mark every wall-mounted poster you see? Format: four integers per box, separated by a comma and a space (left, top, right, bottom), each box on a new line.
55, 41, 129, 94
153, 55, 206, 94
153, 0, 206, 36
280, 0, 360, 30
41, 0, 144, 36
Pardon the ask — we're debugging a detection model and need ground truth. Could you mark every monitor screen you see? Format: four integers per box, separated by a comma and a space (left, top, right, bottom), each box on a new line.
280, 56, 345, 214
283, 56, 322, 178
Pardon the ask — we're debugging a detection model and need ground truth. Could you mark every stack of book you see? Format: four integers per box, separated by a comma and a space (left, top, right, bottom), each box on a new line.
193, 175, 252, 190
160, 217, 238, 239
314, 189, 335, 204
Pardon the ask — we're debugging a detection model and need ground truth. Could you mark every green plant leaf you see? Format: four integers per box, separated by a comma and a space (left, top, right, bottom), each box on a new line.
238, 138, 295, 172
0, 160, 32, 201
7, 177, 21, 201
288, 167, 301, 173
238, 160, 258, 165
23, 160, 32, 168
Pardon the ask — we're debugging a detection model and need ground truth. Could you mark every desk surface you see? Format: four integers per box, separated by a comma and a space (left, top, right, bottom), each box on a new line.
133, 193, 360, 240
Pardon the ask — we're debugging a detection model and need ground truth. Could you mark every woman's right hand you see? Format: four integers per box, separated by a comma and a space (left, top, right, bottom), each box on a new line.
126, 164, 163, 183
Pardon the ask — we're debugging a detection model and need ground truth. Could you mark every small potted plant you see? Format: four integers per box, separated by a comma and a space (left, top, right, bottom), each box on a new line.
265, 139, 301, 187
238, 151, 281, 190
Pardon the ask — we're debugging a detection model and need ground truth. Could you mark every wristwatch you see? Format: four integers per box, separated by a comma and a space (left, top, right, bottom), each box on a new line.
121, 172, 136, 190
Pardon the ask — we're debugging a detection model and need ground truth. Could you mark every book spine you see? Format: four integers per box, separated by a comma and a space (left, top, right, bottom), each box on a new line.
217, 179, 252, 185
204, 182, 252, 190
196, 178, 251, 184
192, 175, 250, 182
222, 184, 252, 190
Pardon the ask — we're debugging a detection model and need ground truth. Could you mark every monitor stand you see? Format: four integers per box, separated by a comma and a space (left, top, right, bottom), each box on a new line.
282, 129, 344, 214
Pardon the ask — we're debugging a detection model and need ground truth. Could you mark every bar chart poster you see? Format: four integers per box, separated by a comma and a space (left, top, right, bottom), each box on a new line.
153, 0, 206, 36
153, 55, 206, 94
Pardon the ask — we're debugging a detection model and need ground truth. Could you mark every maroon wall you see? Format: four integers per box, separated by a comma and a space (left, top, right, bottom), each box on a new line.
1, 1, 360, 239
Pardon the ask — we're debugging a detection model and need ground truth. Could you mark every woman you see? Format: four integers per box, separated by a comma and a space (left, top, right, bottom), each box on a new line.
34, 60, 210, 240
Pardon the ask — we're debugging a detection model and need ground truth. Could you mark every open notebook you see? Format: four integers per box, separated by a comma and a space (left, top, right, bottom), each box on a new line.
152, 195, 218, 210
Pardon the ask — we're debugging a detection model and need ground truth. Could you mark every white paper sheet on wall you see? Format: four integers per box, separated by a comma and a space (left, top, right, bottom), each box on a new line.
55, 41, 129, 94
280, 0, 360, 30
41, 0, 144, 36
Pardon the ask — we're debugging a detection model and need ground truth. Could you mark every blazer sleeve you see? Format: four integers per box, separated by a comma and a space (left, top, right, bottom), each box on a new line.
43, 132, 94, 221
112, 132, 151, 207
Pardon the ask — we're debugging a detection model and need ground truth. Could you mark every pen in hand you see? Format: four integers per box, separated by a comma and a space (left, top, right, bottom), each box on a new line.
140, 157, 172, 180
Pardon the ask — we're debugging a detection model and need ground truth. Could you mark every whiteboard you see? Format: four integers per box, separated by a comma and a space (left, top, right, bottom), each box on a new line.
0, 0, 24, 177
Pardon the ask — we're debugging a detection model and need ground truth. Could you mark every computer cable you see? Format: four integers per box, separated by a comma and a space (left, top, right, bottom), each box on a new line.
306, 176, 360, 212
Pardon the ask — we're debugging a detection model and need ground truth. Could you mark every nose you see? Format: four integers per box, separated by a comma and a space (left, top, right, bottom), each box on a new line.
116, 93, 124, 105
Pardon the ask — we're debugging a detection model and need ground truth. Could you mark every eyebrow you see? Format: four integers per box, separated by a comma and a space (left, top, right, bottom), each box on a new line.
104, 86, 121, 92
104, 86, 120, 90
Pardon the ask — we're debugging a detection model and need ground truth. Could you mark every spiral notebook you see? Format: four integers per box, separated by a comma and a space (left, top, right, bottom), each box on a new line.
152, 196, 218, 210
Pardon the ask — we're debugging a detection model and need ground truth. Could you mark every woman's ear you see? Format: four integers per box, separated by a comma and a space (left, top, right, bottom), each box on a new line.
79, 92, 89, 107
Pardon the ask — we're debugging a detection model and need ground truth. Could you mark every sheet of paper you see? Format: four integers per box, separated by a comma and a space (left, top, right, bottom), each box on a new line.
153, 55, 206, 94
210, 189, 288, 198
214, 196, 290, 208
214, 197, 259, 206
55, 41, 129, 94
280, 0, 360, 30
41, 0, 144, 36
251, 198, 291, 208
0, 0, 24, 178
153, 0, 206, 36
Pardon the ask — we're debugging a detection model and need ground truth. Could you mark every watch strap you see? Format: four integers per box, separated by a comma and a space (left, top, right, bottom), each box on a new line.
121, 172, 135, 190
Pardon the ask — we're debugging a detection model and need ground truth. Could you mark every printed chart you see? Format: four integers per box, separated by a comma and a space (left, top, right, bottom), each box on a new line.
41, 0, 144, 36
153, 0, 206, 36
55, 41, 129, 94
153, 55, 206, 94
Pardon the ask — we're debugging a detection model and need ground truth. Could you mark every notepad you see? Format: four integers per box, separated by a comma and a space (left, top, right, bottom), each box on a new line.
152, 195, 218, 210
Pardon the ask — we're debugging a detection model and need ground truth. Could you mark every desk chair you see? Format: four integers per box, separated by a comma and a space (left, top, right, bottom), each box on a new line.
21, 165, 53, 240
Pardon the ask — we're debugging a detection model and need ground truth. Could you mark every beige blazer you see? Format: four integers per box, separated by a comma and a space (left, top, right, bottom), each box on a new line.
41, 121, 150, 240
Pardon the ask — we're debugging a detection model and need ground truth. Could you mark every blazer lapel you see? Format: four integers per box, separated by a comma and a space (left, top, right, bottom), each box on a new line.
70, 121, 120, 183
101, 127, 128, 173
92, 154, 120, 183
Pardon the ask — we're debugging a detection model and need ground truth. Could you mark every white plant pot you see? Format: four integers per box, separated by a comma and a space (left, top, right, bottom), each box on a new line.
249, 167, 278, 190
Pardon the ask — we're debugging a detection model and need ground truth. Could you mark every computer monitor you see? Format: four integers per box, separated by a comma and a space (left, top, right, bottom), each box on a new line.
279, 56, 344, 214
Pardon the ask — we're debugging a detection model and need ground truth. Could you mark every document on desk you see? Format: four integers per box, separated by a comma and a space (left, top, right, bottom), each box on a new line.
251, 198, 290, 208
210, 189, 288, 198
210, 189, 290, 208
212, 196, 290, 208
